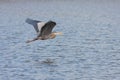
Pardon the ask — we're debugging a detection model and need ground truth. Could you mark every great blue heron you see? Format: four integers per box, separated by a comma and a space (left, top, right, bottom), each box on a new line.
26, 18, 62, 43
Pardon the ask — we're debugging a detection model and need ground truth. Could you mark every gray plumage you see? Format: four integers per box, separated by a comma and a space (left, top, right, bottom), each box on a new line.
26, 18, 62, 43
25, 18, 56, 37
26, 18, 41, 33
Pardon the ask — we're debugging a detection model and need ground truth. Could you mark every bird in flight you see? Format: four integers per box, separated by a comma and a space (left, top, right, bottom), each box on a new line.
25, 18, 62, 43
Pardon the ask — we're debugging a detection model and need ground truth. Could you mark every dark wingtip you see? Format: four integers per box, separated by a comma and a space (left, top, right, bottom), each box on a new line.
48, 20, 56, 25
25, 18, 41, 26
25, 18, 33, 24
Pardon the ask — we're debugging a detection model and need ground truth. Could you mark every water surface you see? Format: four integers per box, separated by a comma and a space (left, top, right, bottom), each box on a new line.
0, 0, 120, 80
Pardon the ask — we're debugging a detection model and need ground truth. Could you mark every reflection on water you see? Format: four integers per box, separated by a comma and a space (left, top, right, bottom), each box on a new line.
0, 0, 120, 80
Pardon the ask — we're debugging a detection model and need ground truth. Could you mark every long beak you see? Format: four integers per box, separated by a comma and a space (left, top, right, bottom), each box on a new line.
54, 32, 63, 35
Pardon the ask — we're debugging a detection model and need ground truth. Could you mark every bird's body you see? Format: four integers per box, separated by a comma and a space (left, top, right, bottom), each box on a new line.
26, 18, 62, 43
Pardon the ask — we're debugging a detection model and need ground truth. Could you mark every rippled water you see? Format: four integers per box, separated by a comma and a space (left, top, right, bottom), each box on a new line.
0, 0, 120, 80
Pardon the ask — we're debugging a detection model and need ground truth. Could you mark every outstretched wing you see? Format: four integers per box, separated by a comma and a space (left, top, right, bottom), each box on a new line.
38, 21, 56, 37
37, 22, 46, 35
25, 18, 45, 33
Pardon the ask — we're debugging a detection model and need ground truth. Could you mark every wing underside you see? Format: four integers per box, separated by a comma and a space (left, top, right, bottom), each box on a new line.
26, 18, 45, 33
26, 18, 56, 37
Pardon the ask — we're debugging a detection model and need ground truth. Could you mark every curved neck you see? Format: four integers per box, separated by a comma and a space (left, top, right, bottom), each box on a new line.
50, 33, 56, 39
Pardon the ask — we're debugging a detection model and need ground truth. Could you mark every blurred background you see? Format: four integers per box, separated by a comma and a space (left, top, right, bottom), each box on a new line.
0, 0, 120, 80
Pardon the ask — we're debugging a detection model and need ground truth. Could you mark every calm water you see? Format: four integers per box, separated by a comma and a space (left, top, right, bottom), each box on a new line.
0, 0, 120, 80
